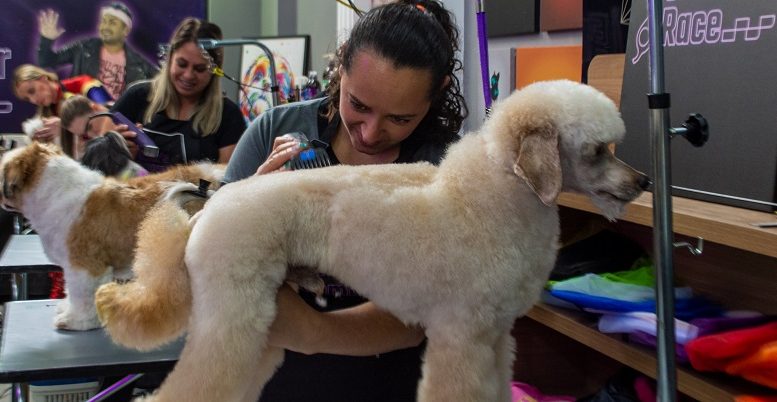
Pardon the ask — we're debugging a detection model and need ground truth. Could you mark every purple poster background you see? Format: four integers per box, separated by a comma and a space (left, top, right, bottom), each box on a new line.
0, 0, 206, 132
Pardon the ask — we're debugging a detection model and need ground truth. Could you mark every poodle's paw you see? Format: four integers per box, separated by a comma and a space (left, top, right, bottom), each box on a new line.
54, 308, 101, 331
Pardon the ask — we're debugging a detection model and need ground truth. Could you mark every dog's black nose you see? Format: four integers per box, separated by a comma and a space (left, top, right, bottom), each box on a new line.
638, 175, 652, 190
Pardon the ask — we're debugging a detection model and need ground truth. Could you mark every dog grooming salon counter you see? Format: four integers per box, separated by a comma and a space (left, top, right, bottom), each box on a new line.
0, 236, 183, 401
0, 299, 183, 402
0, 300, 182, 383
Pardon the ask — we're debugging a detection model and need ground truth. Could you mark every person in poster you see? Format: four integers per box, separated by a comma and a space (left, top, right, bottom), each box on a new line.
36, 1, 158, 100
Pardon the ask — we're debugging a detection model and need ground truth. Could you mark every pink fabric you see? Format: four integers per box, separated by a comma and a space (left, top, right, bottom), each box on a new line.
511, 382, 575, 402
633, 375, 657, 402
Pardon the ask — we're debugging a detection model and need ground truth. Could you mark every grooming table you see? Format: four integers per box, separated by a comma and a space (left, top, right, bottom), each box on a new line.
0, 300, 183, 400
0, 235, 59, 274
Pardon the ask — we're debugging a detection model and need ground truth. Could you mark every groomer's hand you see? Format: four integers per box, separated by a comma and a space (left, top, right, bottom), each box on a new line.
38, 9, 65, 40
268, 284, 426, 356
114, 123, 139, 159
32, 117, 62, 143
267, 284, 321, 354
255, 134, 306, 175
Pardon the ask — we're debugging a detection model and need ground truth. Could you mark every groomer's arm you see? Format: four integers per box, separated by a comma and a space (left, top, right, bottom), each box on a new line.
268, 285, 425, 356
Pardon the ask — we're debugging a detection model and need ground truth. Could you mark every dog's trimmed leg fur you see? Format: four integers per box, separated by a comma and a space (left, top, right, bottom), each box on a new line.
56, 267, 113, 330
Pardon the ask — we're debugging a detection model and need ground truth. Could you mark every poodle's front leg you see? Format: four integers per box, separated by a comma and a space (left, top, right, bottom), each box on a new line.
54, 266, 112, 330
417, 327, 509, 402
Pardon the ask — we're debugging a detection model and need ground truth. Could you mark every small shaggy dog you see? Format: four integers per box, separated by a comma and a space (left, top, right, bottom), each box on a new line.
0, 142, 223, 330
96, 80, 649, 401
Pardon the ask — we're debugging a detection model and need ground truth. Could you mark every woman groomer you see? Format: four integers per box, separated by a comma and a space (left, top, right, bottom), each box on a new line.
223, 1, 468, 400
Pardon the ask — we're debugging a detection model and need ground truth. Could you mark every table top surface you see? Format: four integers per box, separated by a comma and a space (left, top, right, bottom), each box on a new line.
0, 235, 60, 273
0, 299, 183, 382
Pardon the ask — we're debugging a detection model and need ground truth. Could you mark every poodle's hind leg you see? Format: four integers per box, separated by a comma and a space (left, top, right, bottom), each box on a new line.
417, 326, 507, 402
236, 346, 285, 401
138, 267, 285, 402
495, 331, 516, 402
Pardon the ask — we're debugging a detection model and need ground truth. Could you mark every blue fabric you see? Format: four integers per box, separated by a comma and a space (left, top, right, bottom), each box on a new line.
549, 289, 722, 320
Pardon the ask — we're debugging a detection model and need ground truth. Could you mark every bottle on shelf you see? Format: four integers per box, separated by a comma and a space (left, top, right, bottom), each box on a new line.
302, 71, 321, 100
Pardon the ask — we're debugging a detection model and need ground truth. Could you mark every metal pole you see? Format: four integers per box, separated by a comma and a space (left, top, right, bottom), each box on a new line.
476, 0, 492, 114
646, 0, 677, 400
198, 39, 280, 107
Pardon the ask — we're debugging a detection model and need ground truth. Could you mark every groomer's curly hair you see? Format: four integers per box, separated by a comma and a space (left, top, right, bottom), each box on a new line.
326, 0, 468, 142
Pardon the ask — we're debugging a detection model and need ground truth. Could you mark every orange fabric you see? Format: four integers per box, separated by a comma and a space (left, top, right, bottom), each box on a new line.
726, 340, 777, 390
735, 397, 777, 402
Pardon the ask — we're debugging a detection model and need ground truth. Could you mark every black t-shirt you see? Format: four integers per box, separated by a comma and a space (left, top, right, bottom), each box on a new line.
111, 81, 245, 166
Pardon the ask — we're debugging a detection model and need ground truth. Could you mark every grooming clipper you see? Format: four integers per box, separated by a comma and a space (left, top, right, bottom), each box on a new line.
283, 132, 331, 170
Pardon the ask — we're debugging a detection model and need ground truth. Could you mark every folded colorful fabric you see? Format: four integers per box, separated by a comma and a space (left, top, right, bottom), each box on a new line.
598, 312, 699, 344
628, 331, 690, 363
550, 289, 721, 321
549, 272, 692, 303
686, 321, 777, 372
735, 396, 777, 402
725, 340, 777, 389
691, 313, 772, 337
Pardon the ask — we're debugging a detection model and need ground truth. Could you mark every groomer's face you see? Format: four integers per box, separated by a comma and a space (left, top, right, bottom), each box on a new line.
99, 14, 129, 45
338, 50, 432, 157
169, 42, 213, 101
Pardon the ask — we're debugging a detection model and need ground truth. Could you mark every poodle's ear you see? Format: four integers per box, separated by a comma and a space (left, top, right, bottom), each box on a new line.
512, 123, 561, 206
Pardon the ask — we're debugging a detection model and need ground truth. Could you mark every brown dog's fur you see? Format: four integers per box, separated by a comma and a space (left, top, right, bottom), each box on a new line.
97, 81, 649, 401
0, 142, 223, 330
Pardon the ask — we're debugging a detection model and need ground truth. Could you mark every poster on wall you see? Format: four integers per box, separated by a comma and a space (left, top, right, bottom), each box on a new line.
0, 0, 206, 133
238, 35, 310, 123
618, 0, 777, 211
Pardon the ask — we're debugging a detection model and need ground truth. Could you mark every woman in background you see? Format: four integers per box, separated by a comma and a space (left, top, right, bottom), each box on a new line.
111, 17, 245, 165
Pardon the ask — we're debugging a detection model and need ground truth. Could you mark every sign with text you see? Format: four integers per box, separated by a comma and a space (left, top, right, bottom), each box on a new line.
618, 0, 777, 211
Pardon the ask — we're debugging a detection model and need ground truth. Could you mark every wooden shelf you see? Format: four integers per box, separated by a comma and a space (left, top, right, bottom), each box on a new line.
558, 192, 777, 259
527, 303, 776, 401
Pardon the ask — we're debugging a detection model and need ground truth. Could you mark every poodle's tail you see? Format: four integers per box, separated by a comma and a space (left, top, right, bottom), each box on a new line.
96, 194, 195, 351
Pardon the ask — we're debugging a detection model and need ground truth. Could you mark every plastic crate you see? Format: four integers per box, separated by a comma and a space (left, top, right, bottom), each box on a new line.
29, 379, 99, 402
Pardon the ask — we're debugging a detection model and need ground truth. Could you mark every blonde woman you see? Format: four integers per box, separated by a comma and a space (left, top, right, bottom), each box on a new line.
110, 17, 245, 164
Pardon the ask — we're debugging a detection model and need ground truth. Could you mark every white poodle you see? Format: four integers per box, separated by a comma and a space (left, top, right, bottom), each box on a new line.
96, 80, 649, 402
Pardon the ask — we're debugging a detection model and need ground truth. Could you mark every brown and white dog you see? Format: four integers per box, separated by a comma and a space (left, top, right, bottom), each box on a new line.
0, 142, 223, 330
